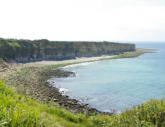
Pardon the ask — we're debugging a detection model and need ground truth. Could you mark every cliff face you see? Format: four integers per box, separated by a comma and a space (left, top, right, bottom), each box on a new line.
0, 38, 135, 62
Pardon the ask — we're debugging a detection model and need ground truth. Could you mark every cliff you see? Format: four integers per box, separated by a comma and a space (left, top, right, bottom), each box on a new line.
0, 38, 135, 62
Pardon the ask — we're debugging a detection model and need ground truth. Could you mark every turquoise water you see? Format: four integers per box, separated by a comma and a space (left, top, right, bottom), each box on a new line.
49, 43, 165, 113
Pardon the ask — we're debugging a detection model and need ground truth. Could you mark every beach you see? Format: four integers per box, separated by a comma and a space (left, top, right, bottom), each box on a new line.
0, 48, 155, 114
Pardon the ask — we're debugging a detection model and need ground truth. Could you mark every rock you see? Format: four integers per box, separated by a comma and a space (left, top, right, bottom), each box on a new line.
53, 99, 58, 102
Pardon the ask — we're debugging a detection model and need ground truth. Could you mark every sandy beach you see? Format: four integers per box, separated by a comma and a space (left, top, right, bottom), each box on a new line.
21, 55, 116, 67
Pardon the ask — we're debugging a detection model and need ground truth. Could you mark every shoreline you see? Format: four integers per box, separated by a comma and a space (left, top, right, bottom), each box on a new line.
13, 48, 155, 68
20, 55, 116, 67
1, 48, 155, 114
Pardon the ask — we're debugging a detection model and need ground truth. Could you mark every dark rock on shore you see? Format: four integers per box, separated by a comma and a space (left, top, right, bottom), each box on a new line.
5, 66, 111, 114
40, 69, 112, 114
43, 69, 113, 115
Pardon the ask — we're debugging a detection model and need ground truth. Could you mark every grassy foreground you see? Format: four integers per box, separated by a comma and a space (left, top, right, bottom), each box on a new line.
2, 48, 165, 127
1, 80, 165, 127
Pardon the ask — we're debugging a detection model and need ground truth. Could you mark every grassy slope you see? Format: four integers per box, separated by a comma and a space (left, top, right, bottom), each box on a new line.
1, 80, 165, 127
0, 80, 97, 127
2, 48, 165, 127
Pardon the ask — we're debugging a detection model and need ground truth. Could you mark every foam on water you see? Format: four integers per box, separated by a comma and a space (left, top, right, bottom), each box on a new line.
59, 88, 69, 95
47, 79, 69, 96
62, 62, 93, 69
49, 43, 165, 113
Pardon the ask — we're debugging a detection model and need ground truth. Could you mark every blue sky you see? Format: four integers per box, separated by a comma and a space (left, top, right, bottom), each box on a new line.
0, 0, 165, 42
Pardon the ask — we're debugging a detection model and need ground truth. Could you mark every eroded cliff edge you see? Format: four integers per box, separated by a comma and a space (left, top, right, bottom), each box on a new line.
0, 38, 135, 62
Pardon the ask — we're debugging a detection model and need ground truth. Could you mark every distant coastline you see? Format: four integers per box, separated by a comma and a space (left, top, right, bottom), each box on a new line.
0, 37, 135, 62
0, 48, 155, 114
10, 48, 155, 67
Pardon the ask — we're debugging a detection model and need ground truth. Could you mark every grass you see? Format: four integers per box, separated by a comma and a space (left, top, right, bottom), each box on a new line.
1, 79, 165, 127
2, 48, 165, 127
0, 80, 96, 127
0, 58, 4, 62
0, 80, 40, 127
98, 48, 155, 61
113, 48, 155, 58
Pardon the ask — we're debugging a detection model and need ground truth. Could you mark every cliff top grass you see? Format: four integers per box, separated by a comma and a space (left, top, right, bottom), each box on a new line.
0, 37, 135, 62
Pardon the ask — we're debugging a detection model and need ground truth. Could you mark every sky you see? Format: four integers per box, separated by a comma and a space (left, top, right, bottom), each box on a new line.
0, 0, 165, 42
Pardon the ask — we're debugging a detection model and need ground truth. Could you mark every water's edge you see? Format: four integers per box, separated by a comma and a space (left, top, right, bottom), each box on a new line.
48, 49, 155, 113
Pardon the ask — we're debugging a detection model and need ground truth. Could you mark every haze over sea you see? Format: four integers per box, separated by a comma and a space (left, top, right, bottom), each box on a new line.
49, 43, 165, 113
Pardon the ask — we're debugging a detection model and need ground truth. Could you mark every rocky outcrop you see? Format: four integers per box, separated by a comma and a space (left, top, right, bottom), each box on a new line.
0, 38, 135, 62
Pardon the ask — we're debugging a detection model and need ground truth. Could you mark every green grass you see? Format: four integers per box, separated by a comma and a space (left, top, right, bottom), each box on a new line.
98, 48, 155, 61
2, 48, 164, 127
0, 80, 98, 127
0, 80, 40, 127
1, 78, 165, 127
0, 58, 4, 62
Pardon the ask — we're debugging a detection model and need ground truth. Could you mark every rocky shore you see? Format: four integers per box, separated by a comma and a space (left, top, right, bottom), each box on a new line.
37, 68, 106, 114
2, 64, 111, 114
1, 48, 155, 115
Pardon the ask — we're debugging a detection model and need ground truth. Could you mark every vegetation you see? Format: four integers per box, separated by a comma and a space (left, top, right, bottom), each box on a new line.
1, 79, 165, 127
0, 38, 161, 126
112, 48, 155, 59
4, 48, 154, 102
98, 48, 155, 61
0, 38, 135, 61
0, 80, 94, 127
0, 80, 39, 127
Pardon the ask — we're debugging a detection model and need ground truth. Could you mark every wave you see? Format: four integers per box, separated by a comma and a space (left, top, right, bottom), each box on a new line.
62, 62, 93, 69
59, 88, 69, 95
47, 79, 69, 96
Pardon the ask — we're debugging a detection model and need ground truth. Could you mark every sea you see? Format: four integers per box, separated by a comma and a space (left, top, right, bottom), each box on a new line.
48, 43, 165, 113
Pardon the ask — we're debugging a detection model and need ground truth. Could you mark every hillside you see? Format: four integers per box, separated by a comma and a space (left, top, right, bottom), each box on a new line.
1, 38, 163, 127
0, 38, 135, 62
1, 62, 165, 127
